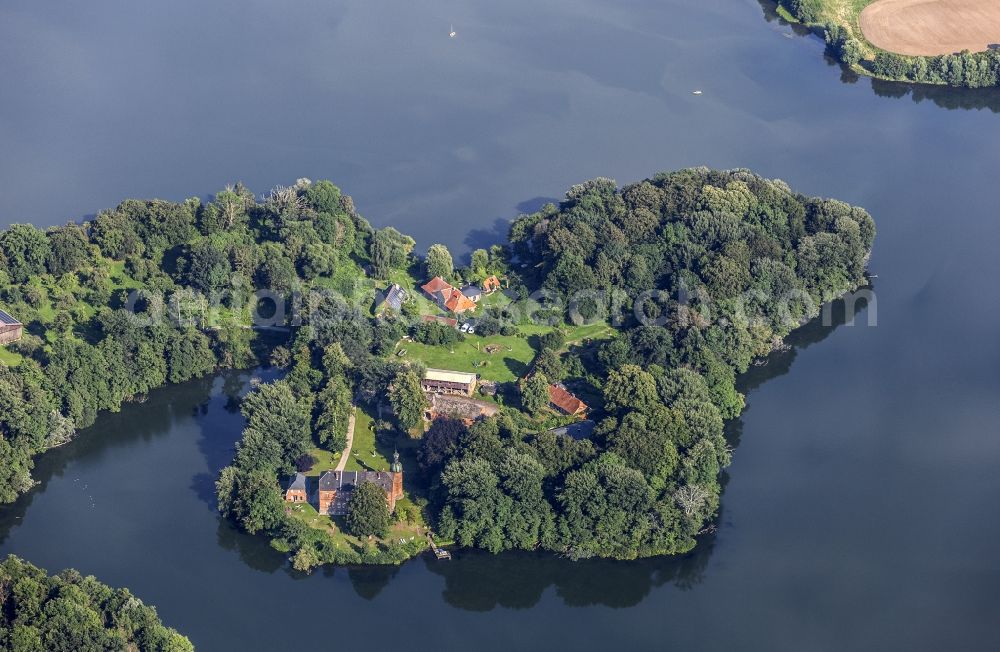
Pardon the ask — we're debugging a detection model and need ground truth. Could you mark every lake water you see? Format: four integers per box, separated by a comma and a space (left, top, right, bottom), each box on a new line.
2, 0, 1000, 650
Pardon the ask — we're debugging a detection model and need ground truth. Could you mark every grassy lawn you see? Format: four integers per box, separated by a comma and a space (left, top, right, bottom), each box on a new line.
345, 405, 394, 472
395, 319, 614, 384
560, 320, 615, 347
302, 405, 397, 475
106, 259, 142, 291
396, 333, 536, 382
286, 502, 425, 553
302, 447, 341, 476
0, 346, 23, 367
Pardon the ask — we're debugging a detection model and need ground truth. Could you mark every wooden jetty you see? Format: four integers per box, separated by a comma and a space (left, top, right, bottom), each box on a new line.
427, 535, 452, 560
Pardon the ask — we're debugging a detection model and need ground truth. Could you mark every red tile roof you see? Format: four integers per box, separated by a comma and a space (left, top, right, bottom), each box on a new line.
422, 314, 458, 328
548, 384, 588, 415
483, 276, 501, 292
443, 287, 477, 314
421, 277, 452, 296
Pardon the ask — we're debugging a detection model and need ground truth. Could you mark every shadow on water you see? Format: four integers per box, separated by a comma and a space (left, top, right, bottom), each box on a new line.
189, 369, 283, 512
756, 0, 1000, 112
867, 79, 1000, 113
463, 217, 513, 255
215, 518, 286, 575
422, 534, 715, 611
345, 565, 402, 600
461, 196, 559, 255
0, 373, 217, 547
727, 286, 872, 453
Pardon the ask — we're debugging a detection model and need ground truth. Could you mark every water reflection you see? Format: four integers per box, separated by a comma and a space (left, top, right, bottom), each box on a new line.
346, 565, 402, 600
0, 375, 212, 546
215, 518, 286, 575
869, 79, 1000, 112
423, 538, 714, 611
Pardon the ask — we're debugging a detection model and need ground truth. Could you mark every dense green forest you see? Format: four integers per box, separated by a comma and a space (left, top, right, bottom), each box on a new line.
0, 555, 191, 651
423, 168, 874, 558
0, 179, 374, 504
209, 168, 875, 564
778, 0, 1000, 88
1, 168, 874, 566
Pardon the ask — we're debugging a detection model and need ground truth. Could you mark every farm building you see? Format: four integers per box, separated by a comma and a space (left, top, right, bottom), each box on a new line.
443, 287, 477, 314
422, 314, 458, 329
0, 309, 23, 346
376, 283, 408, 314
422, 368, 478, 396
421, 276, 478, 315
420, 276, 452, 299
548, 384, 588, 416
461, 285, 482, 303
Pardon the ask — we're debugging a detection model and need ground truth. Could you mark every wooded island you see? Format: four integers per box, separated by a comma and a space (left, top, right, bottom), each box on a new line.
0, 169, 874, 572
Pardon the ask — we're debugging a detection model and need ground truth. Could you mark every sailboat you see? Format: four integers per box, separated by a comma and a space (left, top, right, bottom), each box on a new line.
450, 24, 457, 38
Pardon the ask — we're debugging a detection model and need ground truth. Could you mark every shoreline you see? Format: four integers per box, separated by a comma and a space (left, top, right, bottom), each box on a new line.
772, 0, 1000, 88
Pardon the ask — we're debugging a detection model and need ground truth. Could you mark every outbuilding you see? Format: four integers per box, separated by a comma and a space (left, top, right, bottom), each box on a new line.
422, 368, 478, 396
0, 309, 23, 346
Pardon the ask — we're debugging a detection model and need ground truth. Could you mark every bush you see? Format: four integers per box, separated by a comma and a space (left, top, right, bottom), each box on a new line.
411, 321, 463, 345
535, 329, 566, 352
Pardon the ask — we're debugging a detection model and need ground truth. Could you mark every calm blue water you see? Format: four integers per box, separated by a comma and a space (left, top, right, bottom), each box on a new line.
2, 1, 1000, 650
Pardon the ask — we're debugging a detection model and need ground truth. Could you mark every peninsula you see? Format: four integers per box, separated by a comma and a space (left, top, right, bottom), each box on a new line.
778, 0, 1000, 87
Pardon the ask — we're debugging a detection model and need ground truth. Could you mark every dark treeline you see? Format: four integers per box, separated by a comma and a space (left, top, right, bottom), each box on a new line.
0, 555, 192, 651
0, 179, 374, 503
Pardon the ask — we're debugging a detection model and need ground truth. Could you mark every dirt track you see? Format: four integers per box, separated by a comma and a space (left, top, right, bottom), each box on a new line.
859, 0, 1000, 56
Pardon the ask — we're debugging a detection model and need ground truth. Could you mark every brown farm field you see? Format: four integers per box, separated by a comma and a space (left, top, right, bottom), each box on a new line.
860, 0, 1000, 56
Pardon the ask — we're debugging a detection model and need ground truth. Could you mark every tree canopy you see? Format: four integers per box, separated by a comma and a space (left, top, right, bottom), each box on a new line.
346, 481, 392, 538
0, 555, 192, 651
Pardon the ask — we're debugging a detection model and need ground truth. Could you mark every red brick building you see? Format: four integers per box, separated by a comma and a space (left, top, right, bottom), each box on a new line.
312, 452, 405, 516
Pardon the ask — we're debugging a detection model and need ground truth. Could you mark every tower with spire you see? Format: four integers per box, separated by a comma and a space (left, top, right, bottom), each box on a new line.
390, 450, 404, 504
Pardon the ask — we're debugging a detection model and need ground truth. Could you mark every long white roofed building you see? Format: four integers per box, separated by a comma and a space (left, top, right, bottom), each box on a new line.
421, 368, 477, 396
